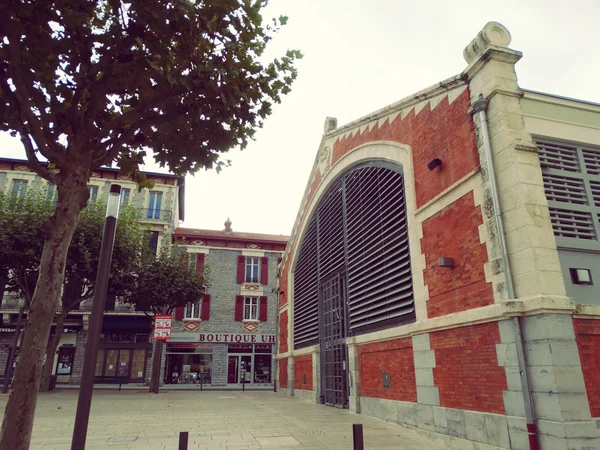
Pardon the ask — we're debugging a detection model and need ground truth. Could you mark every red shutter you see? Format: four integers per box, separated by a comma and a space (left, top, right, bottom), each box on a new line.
259, 296, 268, 322
235, 295, 244, 321
197, 253, 205, 273
237, 255, 245, 284
175, 306, 184, 320
260, 257, 269, 285
201, 294, 210, 320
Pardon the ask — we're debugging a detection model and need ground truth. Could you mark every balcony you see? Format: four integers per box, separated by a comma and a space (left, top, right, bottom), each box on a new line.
138, 208, 172, 223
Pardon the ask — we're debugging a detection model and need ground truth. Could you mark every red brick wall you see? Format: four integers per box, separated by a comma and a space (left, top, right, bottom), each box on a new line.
573, 318, 600, 417
430, 322, 507, 414
294, 355, 313, 391
358, 337, 417, 402
421, 192, 493, 318
279, 310, 288, 354
279, 358, 288, 389
279, 260, 289, 308
332, 89, 479, 208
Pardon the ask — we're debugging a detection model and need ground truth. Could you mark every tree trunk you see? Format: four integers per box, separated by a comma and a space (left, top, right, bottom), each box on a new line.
149, 339, 163, 394
0, 176, 89, 450
39, 311, 68, 393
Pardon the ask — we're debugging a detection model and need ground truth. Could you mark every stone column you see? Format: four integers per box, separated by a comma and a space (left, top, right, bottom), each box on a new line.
347, 343, 360, 412
288, 356, 295, 396
313, 348, 320, 404
71, 330, 88, 385
211, 343, 228, 386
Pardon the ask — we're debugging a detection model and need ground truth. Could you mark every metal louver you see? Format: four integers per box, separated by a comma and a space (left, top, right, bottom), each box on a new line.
292, 163, 415, 349
537, 141, 579, 172
537, 139, 600, 251
293, 218, 318, 349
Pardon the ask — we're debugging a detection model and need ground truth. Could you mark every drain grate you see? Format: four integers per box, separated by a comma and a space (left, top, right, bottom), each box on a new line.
255, 436, 301, 447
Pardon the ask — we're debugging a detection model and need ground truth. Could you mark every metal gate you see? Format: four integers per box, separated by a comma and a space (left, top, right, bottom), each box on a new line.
320, 273, 348, 408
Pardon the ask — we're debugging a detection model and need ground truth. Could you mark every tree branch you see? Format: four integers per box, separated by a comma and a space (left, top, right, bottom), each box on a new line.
19, 129, 57, 184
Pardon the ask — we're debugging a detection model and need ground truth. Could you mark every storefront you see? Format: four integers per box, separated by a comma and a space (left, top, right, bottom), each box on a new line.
164, 333, 275, 386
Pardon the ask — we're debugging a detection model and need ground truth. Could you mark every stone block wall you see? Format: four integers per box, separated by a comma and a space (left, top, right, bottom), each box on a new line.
573, 318, 600, 417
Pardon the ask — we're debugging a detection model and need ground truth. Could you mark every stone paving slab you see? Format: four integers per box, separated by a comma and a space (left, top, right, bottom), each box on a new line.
0, 390, 449, 449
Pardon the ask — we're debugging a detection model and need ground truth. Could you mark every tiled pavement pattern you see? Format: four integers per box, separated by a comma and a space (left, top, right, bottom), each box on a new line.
0, 390, 450, 449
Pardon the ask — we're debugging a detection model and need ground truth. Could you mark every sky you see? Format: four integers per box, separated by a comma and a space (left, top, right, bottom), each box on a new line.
1, 0, 599, 236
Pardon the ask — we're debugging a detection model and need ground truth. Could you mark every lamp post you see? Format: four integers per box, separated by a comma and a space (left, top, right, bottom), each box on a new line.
71, 184, 121, 450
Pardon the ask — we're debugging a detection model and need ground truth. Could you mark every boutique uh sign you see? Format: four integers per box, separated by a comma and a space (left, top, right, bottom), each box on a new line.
199, 333, 275, 343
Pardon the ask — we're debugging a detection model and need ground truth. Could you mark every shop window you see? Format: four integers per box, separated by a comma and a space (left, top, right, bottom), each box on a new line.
244, 297, 258, 321
165, 353, 212, 385
56, 346, 75, 375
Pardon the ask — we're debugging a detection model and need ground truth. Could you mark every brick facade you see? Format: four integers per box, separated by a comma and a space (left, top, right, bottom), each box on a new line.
293, 355, 312, 391
279, 358, 288, 389
421, 192, 493, 318
279, 310, 288, 354
430, 323, 507, 414
358, 337, 417, 402
331, 89, 479, 209
573, 318, 600, 417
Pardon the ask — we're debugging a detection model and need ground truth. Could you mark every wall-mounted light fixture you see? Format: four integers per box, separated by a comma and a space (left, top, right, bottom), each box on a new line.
570, 268, 593, 285
438, 257, 455, 268
428, 158, 442, 171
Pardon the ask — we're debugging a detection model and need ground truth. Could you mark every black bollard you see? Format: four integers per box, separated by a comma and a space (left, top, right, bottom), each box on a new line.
352, 424, 364, 450
179, 431, 188, 450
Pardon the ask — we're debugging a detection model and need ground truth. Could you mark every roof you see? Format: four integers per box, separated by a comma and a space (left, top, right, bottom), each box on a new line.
174, 227, 289, 244
0, 156, 186, 221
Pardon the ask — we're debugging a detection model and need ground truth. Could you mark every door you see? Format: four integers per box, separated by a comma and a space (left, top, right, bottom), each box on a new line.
227, 356, 239, 383
320, 273, 349, 408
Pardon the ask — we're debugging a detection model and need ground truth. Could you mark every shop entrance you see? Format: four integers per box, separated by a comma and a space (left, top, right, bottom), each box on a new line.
227, 354, 252, 384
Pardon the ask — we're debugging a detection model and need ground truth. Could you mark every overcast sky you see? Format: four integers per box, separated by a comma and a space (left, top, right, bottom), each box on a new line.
1, 0, 599, 236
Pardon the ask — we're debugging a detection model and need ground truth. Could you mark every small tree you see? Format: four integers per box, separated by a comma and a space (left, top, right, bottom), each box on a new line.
39, 202, 146, 392
1, 2, 299, 446
125, 246, 208, 393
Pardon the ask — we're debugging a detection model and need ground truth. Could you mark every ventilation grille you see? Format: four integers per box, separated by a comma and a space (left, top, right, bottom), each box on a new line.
549, 207, 595, 240
345, 166, 414, 332
538, 141, 580, 172
542, 174, 587, 205
589, 181, 600, 207
583, 148, 600, 175
293, 217, 319, 349
317, 178, 345, 280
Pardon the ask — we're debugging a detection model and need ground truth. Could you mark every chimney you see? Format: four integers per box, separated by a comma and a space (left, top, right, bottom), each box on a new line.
224, 217, 232, 235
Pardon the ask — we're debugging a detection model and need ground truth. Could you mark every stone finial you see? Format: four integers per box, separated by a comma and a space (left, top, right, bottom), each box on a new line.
224, 217, 232, 234
324, 117, 338, 133
463, 22, 512, 64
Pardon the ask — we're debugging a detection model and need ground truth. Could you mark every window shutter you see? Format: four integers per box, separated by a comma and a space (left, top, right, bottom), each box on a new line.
259, 296, 268, 322
175, 306, 184, 320
237, 255, 245, 284
197, 253, 205, 273
201, 295, 210, 320
260, 257, 269, 285
235, 295, 244, 321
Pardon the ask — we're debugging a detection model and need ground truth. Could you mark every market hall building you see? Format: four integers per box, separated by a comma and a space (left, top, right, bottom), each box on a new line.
277, 22, 600, 449
165, 221, 286, 387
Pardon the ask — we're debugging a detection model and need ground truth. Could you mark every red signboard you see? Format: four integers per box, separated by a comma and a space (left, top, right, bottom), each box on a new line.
154, 314, 172, 340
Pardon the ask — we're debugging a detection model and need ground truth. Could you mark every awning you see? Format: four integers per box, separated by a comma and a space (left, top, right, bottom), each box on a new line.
101, 316, 152, 333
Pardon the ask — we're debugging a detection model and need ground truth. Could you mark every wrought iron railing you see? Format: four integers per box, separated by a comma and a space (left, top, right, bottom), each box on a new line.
138, 208, 172, 223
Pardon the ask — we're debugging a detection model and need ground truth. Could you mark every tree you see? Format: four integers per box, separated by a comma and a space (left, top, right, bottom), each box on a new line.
124, 246, 208, 394
0, 1, 300, 447
39, 201, 146, 392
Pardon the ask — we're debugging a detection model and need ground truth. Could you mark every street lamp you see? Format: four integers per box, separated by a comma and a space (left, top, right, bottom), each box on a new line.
71, 184, 121, 450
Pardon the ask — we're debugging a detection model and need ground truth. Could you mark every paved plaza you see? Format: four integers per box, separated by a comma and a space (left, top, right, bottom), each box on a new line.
0, 390, 450, 449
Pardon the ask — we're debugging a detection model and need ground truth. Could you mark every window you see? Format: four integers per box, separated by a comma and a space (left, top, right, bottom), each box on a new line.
88, 185, 99, 203
188, 253, 197, 272
56, 347, 75, 375
245, 257, 260, 283
184, 302, 201, 320
120, 188, 130, 207
147, 191, 163, 219
244, 296, 258, 321
11, 180, 28, 199
46, 184, 57, 203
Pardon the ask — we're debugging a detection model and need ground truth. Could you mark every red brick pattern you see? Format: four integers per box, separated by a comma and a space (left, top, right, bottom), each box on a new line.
358, 338, 417, 402
430, 323, 507, 414
573, 318, 600, 417
279, 358, 288, 389
331, 89, 479, 208
279, 310, 288, 354
294, 355, 313, 391
421, 192, 493, 317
